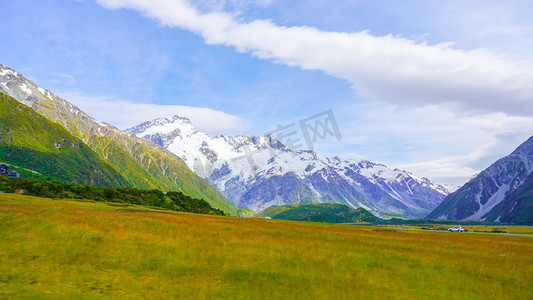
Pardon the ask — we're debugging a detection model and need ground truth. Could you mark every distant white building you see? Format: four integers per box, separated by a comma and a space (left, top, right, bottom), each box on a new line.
1, 164, 20, 178
0, 164, 8, 174
7, 171, 20, 179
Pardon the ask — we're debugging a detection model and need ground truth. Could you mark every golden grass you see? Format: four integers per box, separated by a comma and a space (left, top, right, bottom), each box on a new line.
1, 193, 532, 299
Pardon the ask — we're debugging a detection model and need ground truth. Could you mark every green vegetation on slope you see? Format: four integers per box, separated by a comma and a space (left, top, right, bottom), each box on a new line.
87, 136, 163, 189
254, 204, 301, 218
1, 194, 531, 299
256, 203, 382, 223
0, 163, 49, 181
236, 207, 255, 217
0, 176, 223, 215
0, 93, 129, 186
29, 89, 237, 214
256, 203, 511, 226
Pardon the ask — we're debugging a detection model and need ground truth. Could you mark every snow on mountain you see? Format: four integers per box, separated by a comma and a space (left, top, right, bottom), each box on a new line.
127, 115, 449, 217
0, 65, 51, 108
0, 63, 238, 214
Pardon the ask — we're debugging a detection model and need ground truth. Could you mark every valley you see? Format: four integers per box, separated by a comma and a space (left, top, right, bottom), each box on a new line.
1, 194, 532, 299
1, 1, 532, 299
2, 63, 532, 224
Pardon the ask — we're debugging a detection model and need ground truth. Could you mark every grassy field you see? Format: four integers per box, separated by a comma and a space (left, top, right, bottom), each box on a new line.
1, 193, 532, 299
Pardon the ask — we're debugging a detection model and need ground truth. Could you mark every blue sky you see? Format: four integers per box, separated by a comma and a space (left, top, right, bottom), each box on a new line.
1, 0, 533, 187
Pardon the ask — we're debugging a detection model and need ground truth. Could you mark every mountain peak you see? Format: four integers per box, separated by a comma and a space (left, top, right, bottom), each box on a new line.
0, 64, 15, 75
164, 115, 193, 125
1, 63, 238, 215
125, 115, 196, 136
511, 135, 533, 173
427, 134, 533, 223
128, 116, 449, 217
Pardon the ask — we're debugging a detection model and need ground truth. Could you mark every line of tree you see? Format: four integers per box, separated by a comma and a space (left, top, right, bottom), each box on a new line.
0, 176, 224, 216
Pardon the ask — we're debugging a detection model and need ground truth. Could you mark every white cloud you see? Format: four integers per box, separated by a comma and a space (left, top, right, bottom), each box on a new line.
254, 0, 274, 7
191, 0, 275, 12
330, 101, 533, 186
396, 159, 478, 186
58, 90, 248, 133
429, 1, 533, 59
394, 137, 507, 188
96, 0, 533, 117
94, 0, 533, 187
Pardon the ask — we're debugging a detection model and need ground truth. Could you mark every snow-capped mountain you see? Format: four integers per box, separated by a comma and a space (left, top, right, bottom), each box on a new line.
127, 116, 449, 217
0, 63, 237, 214
427, 135, 533, 223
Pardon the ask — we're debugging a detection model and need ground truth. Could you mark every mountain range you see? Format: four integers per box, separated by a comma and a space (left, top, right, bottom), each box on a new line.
3, 62, 530, 223
126, 115, 449, 218
0, 64, 237, 214
427, 136, 533, 224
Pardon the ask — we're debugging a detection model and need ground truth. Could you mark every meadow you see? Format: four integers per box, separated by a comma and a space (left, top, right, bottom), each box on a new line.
1, 193, 532, 299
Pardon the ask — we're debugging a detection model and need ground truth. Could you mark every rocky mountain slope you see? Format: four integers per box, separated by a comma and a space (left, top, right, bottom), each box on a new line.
427, 135, 533, 224
0, 64, 237, 214
0, 92, 129, 186
126, 115, 449, 218
481, 171, 533, 225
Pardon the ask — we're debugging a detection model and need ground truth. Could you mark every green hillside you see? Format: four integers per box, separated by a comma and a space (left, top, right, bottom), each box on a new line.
256, 203, 382, 223
87, 136, 164, 189
254, 204, 295, 218
29, 90, 237, 214
0, 93, 129, 186
236, 207, 255, 217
